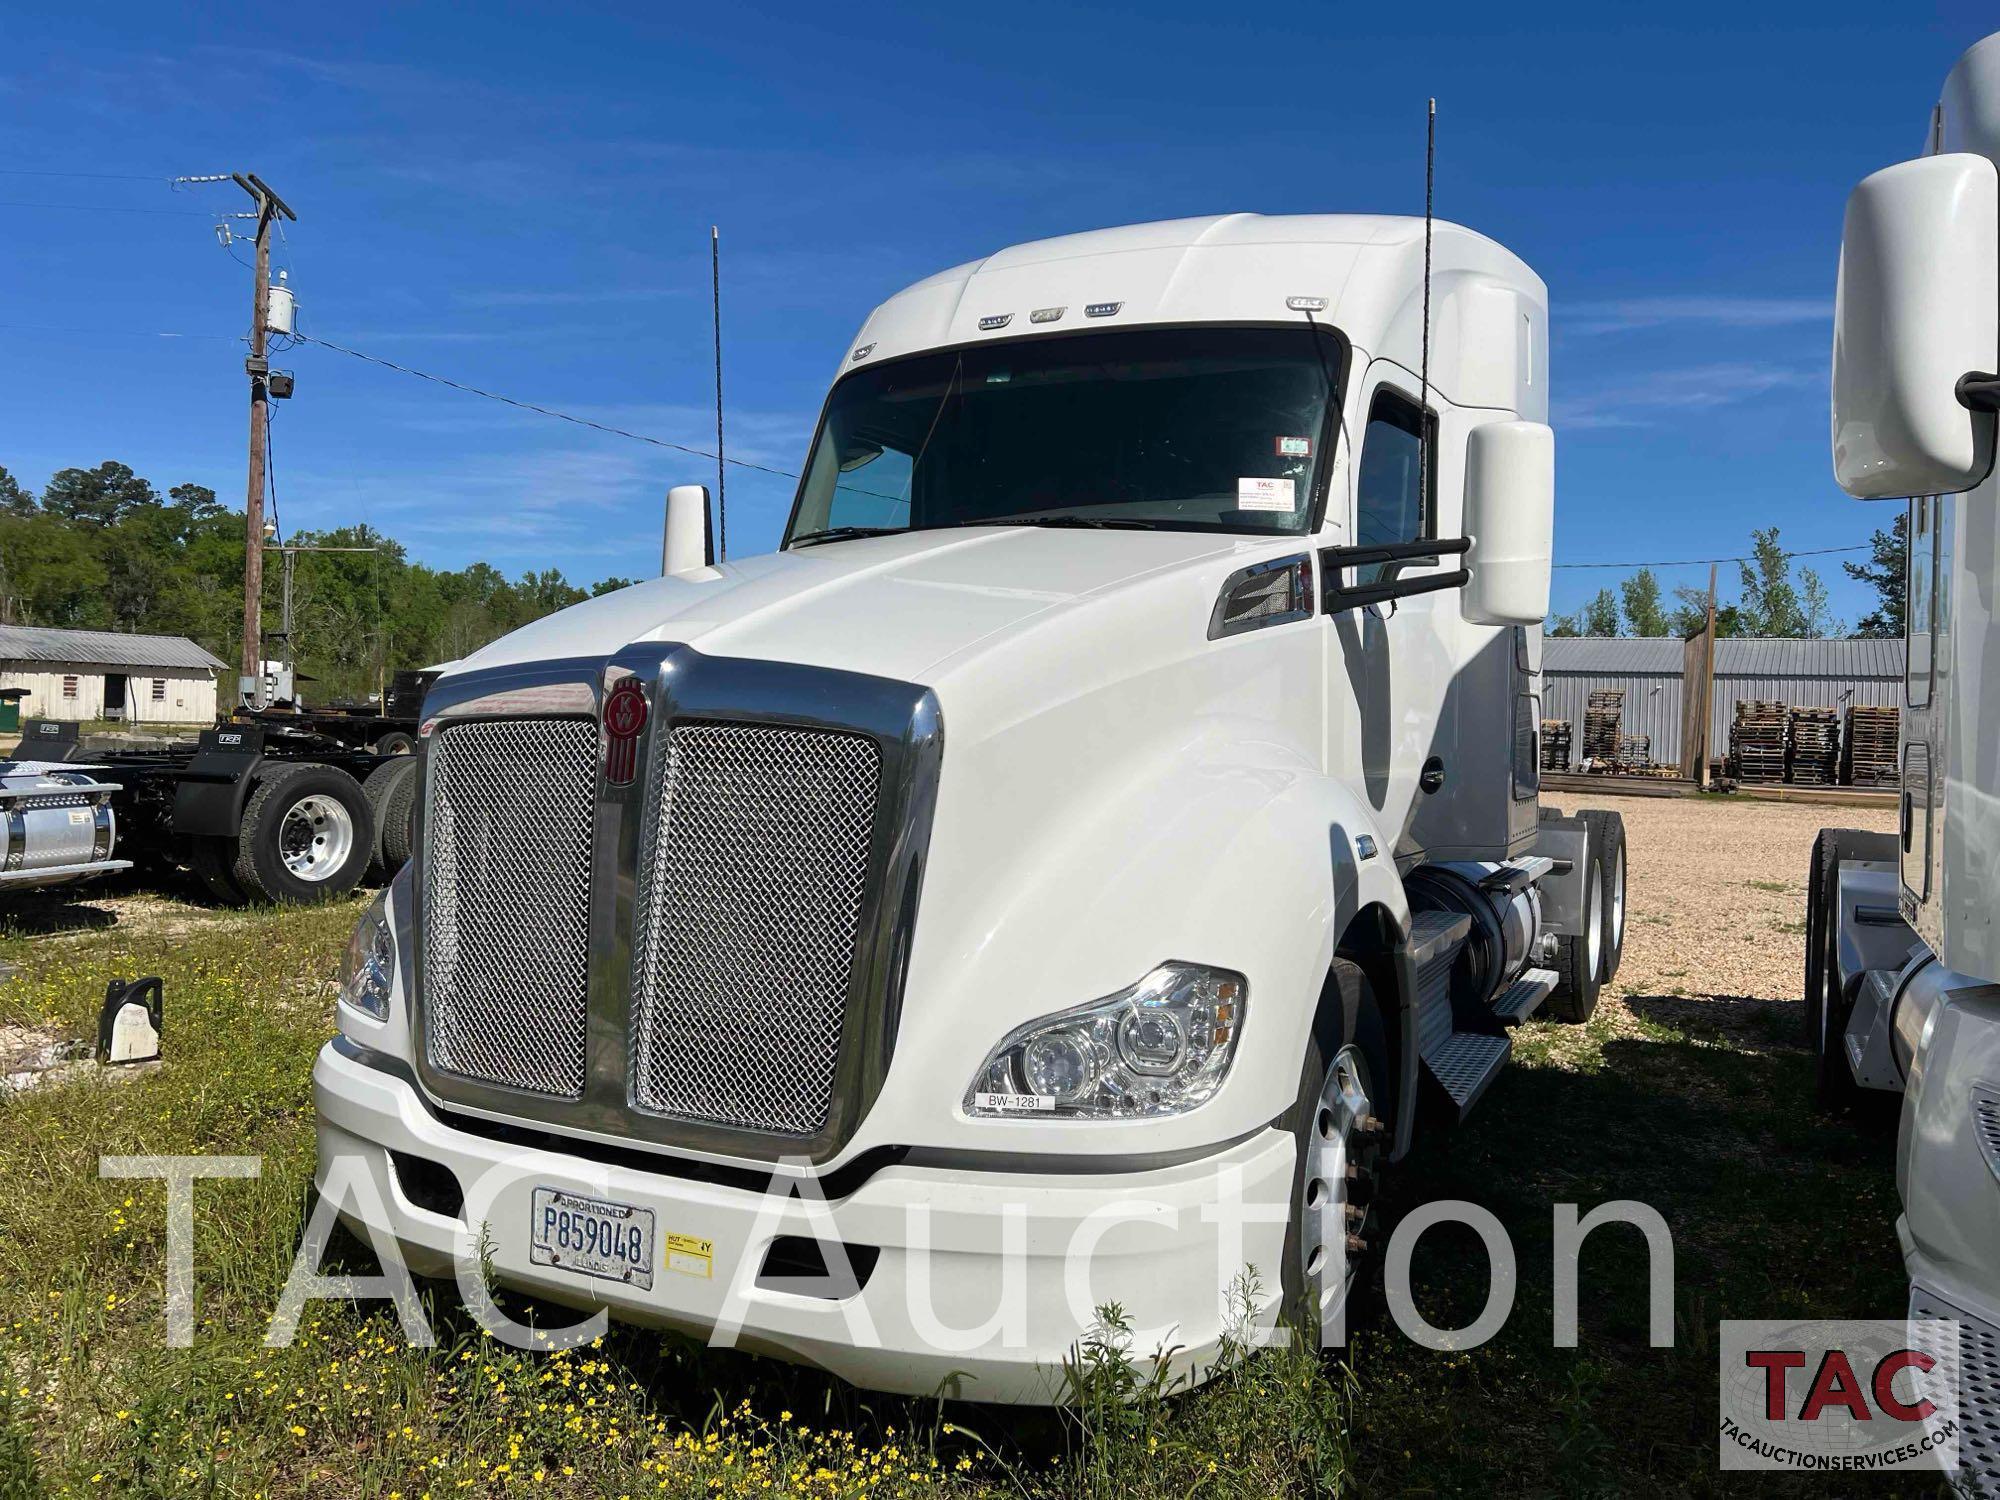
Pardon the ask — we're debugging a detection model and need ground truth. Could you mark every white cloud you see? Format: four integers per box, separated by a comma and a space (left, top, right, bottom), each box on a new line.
449, 286, 689, 309
1554, 362, 1820, 430
1566, 295, 1833, 337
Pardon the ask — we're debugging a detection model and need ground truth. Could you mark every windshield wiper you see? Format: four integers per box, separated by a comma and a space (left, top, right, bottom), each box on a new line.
962, 513, 1158, 531
787, 525, 905, 549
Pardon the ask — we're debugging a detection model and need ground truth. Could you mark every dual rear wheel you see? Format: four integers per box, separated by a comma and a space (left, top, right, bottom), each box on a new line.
185, 759, 405, 906
1549, 809, 1627, 1022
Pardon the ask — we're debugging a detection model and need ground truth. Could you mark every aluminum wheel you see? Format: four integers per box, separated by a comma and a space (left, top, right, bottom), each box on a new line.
279, 794, 356, 882
1300, 1043, 1375, 1326
1610, 844, 1627, 957
1586, 869, 1604, 982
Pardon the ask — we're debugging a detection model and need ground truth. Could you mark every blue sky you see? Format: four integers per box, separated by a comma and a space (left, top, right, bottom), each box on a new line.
1, 2, 1991, 624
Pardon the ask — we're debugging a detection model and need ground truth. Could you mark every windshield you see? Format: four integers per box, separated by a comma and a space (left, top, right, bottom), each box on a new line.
785, 325, 1341, 545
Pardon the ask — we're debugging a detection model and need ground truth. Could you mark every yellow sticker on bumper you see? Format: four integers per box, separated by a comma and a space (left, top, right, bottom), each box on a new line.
665, 1232, 714, 1279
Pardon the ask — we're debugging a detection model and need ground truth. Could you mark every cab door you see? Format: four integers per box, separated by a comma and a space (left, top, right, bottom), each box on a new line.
1327, 361, 1457, 851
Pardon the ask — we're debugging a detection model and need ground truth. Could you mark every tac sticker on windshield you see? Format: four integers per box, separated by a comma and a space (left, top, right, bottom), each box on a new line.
1237, 477, 1297, 513
1275, 436, 1312, 458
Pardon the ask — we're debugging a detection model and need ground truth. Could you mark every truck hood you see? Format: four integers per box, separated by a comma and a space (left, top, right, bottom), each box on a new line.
453, 525, 1266, 687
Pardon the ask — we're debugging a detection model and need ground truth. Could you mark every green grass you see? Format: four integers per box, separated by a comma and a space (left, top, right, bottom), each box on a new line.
0, 893, 1917, 1497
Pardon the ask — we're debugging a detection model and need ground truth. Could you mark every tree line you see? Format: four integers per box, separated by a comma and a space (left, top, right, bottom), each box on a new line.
1546, 519, 1907, 641
0, 460, 642, 703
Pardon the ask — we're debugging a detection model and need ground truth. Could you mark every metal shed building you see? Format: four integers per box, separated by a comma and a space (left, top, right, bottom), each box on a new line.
1541, 636, 1905, 770
0, 626, 226, 728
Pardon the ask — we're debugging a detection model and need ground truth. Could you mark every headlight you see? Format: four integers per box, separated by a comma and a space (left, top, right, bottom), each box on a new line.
964, 962, 1246, 1120
338, 890, 397, 1022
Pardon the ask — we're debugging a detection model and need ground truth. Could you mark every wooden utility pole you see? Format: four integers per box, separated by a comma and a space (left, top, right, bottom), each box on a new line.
231, 173, 296, 708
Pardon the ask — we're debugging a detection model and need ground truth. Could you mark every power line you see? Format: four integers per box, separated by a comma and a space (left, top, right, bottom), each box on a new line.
0, 323, 232, 340
0, 199, 221, 217
295, 333, 802, 481
0, 168, 168, 183
1553, 544, 1868, 571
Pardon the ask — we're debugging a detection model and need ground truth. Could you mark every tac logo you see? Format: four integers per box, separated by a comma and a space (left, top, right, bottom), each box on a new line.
1719, 1319, 1960, 1474
602, 677, 649, 787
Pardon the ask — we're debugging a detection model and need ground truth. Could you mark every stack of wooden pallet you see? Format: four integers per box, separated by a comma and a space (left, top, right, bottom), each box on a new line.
1842, 704, 1901, 786
1788, 706, 1841, 786
1617, 733, 1653, 768
1540, 719, 1572, 772
1729, 699, 1789, 784
1582, 690, 1624, 763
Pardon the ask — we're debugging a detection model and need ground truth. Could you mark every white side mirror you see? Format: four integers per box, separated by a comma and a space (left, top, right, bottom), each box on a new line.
1461, 420, 1554, 627
1832, 153, 1999, 499
663, 484, 714, 576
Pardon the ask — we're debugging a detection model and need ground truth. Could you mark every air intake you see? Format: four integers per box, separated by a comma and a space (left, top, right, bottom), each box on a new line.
422, 717, 596, 1097
630, 722, 881, 1135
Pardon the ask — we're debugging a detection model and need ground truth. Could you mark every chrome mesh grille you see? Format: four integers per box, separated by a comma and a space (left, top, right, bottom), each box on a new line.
422, 718, 595, 1097
631, 722, 881, 1135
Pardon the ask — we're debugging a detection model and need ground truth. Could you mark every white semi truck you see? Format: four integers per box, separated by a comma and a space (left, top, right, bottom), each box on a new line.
1809, 29, 2000, 1491
315, 211, 1630, 1401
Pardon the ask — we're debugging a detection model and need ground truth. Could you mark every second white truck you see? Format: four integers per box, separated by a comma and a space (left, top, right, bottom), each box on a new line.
315, 210, 1629, 1401
1809, 29, 2000, 1495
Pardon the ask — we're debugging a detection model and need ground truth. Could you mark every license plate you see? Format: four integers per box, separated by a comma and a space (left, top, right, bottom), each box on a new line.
529, 1187, 655, 1290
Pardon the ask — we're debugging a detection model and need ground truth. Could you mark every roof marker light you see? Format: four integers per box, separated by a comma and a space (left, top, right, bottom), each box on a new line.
1084, 302, 1122, 318
1030, 306, 1065, 324
978, 313, 1013, 330
850, 343, 875, 362
1286, 295, 1328, 312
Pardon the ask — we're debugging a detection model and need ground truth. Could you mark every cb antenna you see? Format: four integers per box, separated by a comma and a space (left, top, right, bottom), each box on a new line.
1419, 97, 1435, 512
711, 225, 727, 562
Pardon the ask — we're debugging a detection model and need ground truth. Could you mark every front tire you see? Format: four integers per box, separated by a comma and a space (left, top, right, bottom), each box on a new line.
231, 762, 376, 905
1280, 959, 1390, 1349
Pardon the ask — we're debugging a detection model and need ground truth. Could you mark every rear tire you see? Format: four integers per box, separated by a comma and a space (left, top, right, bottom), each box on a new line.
374, 731, 416, 757
360, 759, 417, 879
1805, 828, 1895, 1112
1579, 809, 1627, 982
1547, 850, 1604, 1023
381, 760, 418, 874
231, 762, 375, 905
186, 835, 248, 906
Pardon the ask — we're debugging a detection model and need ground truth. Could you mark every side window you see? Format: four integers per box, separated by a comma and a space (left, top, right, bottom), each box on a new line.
1908, 496, 1936, 708
1354, 388, 1436, 582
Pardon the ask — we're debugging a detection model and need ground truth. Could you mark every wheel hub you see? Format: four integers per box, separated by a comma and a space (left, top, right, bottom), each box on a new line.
278, 794, 355, 881
1301, 1043, 1377, 1332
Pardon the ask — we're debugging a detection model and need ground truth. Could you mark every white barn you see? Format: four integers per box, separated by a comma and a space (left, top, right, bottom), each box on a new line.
0, 626, 226, 727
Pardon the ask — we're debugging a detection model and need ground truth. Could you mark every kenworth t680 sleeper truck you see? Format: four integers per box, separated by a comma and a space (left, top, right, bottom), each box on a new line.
316, 211, 1630, 1401
1807, 30, 2000, 1490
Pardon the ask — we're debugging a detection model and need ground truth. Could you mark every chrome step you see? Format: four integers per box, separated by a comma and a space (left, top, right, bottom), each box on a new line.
1409, 910, 1470, 1058
1491, 967, 1559, 1027
1423, 1031, 1511, 1118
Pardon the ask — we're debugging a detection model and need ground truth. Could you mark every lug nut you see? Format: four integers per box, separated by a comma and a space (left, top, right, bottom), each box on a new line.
1345, 1232, 1369, 1255
1343, 1203, 1367, 1228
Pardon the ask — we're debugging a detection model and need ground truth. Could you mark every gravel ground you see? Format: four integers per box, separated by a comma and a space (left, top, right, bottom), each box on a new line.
1546, 788, 1897, 1023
